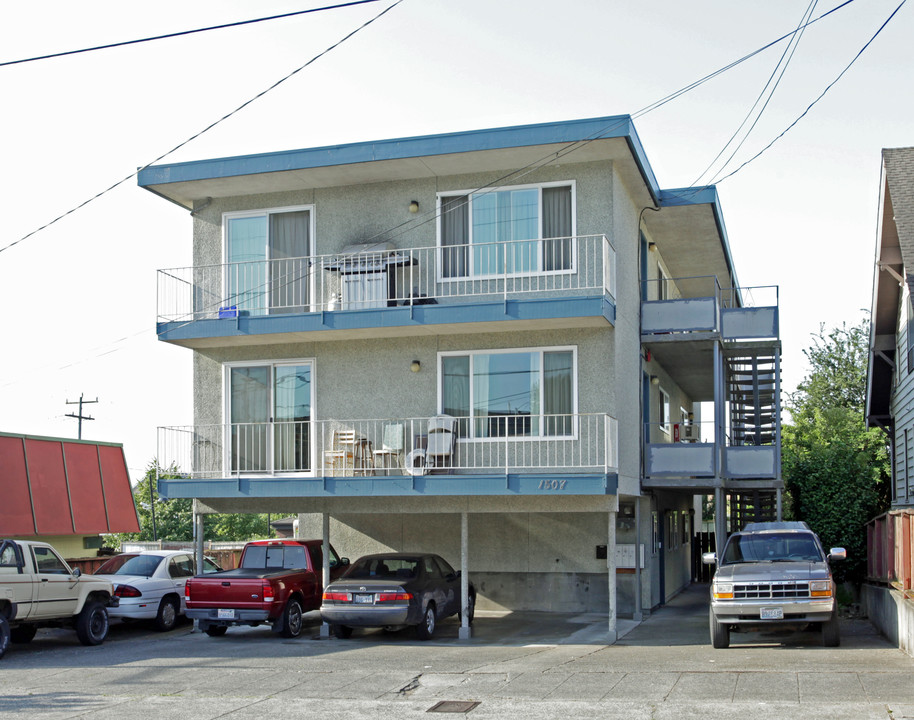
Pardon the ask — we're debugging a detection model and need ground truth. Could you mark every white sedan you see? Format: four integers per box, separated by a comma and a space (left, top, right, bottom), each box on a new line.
93, 550, 222, 631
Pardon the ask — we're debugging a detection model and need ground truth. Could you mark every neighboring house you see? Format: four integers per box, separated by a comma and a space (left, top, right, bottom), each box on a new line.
865, 146, 914, 656
0, 432, 140, 563
139, 116, 781, 636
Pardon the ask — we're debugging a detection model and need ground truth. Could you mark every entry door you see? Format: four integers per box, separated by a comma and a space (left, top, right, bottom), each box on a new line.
226, 210, 310, 316
229, 363, 312, 474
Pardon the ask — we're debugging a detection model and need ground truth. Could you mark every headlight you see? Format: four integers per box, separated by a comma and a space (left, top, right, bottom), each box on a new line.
712, 582, 733, 599
809, 580, 832, 597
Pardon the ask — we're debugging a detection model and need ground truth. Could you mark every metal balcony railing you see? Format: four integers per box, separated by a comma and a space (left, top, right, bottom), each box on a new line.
641, 276, 778, 339
157, 414, 618, 480
157, 235, 615, 324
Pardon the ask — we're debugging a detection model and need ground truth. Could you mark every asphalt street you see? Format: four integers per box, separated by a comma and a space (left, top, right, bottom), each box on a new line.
1, 584, 912, 720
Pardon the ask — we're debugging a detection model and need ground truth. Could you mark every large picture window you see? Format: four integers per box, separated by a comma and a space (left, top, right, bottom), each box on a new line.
440, 348, 575, 438
225, 206, 312, 316
439, 183, 574, 279
226, 360, 312, 474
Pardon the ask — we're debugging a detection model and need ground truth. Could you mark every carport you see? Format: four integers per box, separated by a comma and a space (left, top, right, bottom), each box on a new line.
182, 492, 626, 642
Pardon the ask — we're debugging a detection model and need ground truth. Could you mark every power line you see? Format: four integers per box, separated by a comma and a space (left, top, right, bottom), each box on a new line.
0, 0, 404, 257
0, 0, 384, 68
690, 0, 819, 188
709, 0, 906, 187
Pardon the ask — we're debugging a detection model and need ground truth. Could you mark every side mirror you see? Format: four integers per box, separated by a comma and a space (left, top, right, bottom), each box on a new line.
340, 557, 350, 566
828, 548, 847, 561
701, 552, 717, 565
72, 567, 82, 578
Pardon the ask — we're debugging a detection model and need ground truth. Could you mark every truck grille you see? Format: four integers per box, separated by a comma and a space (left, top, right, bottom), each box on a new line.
734, 582, 810, 599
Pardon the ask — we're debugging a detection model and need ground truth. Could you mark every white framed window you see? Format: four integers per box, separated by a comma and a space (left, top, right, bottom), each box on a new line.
438, 182, 575, 280
659, 387, 671, 434
439, 346, 577, 439
223, 359, 314, 475
223, 205, 314, 316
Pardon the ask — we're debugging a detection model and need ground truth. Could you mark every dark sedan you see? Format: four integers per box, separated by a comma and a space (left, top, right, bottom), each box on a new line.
320, 553, 474, 640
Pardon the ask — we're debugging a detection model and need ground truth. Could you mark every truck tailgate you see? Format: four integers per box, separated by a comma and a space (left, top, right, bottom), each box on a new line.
186, 569, 286, 609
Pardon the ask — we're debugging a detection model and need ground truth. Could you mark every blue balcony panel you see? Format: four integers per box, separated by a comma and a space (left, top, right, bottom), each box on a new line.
157, 472, 618, 500
157, 295, 615, 345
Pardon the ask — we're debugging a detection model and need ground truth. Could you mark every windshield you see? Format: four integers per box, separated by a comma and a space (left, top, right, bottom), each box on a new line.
95, 554, 164, 576
345, 556, 419, 581
721, 532, 823, 564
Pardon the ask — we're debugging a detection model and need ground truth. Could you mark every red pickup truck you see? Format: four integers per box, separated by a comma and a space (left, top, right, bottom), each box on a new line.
184, 539, 348, 638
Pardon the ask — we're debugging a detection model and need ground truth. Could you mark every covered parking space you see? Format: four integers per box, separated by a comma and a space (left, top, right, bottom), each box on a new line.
184, 492, 628, 642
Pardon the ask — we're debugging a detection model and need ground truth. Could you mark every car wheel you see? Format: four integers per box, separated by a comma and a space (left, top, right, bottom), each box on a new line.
821, 608, 840, 647
332, 624, 353, 639
0, 616, 10, 659
76, 600, 109, 646
279, 599, 304, 639
709, 610, 729, 649
416, 603, 436, 641
154, 597, 180, 632
10, 624, 37, 644
204, 624, 228, 637
458, 593, 475, 626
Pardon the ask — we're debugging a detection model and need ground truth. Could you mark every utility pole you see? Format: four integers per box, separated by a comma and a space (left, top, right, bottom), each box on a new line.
65, 393, 98, 439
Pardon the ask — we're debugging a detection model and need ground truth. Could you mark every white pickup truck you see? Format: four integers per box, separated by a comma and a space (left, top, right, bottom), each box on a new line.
0, 539, 118, 659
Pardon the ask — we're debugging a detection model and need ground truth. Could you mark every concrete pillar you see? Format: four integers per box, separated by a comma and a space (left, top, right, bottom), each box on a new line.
192, 508, 204, 633
633, 500, 643, 622
320, 512, 331, 638
607, 509, 617, 642
459, 511, 471, 640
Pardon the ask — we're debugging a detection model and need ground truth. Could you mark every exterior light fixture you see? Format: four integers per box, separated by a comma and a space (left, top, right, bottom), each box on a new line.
410, 360, 421, 373
408, 200, 419, 213
650, 375, 660, 386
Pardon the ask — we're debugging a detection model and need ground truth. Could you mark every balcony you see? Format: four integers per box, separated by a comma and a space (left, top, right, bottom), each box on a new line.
155, 413, 619, 499
641, 277, 778, 340
157, 235, 616, 346
643, 421, 779, 489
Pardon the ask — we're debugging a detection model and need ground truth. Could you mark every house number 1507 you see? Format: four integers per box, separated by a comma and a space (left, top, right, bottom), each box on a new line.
538, 479, 567, 490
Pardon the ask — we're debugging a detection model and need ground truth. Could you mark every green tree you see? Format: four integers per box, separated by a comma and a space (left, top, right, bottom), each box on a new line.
782, 318, 890, 585
106, 460, 274, 548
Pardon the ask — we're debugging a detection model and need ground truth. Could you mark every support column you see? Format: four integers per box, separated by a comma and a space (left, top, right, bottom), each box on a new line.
459, 511, 471, 640
320, 512, 331, 638
192, 506, 204, 633
715, 487, 727, 552
633, 500, 643, 622
607, 509, 618, 643
776, 488, 783, 521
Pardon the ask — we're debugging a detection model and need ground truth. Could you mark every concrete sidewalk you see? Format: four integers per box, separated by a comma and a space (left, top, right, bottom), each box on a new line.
1, 585, 912, 720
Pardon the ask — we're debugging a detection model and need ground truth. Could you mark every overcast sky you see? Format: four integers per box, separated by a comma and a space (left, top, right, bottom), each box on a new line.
1, 0, 911, 481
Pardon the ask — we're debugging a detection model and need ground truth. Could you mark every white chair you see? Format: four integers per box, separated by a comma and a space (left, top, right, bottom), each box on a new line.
372, 422, 406, 473
425, 414, 457, 471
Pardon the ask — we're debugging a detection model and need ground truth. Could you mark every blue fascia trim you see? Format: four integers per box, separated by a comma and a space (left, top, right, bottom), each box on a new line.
658, 186, 741, 303
157, 295, 615, 343
138, 115, 660, 198
157, 472, 619, 499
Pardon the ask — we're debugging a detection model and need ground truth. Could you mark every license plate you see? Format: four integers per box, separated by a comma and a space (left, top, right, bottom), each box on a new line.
217, 608, 235, 619
354, 594, 374, 604
760, 607, 783, 620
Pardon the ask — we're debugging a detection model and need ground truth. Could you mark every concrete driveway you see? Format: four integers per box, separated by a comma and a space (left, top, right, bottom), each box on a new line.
1, 584, 912, 720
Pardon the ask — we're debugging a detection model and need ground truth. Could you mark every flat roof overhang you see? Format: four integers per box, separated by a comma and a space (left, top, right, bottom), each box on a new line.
642, 187, 739, 295
138, 115, 659, 210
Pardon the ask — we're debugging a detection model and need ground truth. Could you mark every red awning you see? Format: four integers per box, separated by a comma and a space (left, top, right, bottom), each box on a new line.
0, 432, 140, 536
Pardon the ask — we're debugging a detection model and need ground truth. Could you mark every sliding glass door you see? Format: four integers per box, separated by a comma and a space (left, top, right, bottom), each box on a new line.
225, 208, 311, 316
228, 362, 312, 474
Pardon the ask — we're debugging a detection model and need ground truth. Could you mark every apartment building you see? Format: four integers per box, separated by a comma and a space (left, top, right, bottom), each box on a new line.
140, 116, 781, 637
